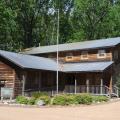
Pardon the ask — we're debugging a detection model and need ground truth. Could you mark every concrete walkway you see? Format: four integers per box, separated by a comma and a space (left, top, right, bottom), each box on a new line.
0, 101, 120, 120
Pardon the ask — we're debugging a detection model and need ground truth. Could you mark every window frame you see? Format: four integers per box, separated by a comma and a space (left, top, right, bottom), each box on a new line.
97, 50, 106, 58
81, 51, 88, 60
65, 53, 74, 60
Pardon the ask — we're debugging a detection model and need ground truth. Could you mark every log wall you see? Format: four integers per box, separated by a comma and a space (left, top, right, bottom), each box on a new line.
0, 61, 23, 97
0, 61, 14, 88
14, 71, 22, 97
39, 48, 113, 63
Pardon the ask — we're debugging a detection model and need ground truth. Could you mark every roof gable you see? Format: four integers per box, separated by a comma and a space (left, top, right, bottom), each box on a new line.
0, 50, 57, 71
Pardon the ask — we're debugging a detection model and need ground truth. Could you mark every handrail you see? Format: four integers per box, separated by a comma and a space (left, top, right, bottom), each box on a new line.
112, 85, 119, 97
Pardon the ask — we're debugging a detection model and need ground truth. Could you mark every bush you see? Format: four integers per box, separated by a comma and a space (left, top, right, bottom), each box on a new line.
16, 96, 28, 104
52, 95, 66, 105
52, 94, 92, 105
65, 95, 79, 105
27, 98, 36, 105
32, 92, 49, 99
16, 94, 109, 106
92, 96, 109, 102
75, 94, 92, 105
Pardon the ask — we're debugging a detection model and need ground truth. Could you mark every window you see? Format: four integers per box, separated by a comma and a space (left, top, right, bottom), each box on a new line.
81, 51, 88, 59
97, 50, 106, 58
114, 50, 118, 59
66, 53, 73, 60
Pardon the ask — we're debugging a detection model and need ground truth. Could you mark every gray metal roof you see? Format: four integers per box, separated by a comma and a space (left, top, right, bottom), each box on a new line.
0, 50, 113, 72
62, 61, 113, 73
23, 37, 120, 54
0, 50, 57, 71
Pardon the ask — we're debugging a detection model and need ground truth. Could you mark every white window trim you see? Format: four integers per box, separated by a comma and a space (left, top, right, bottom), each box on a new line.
81, 51, 88, 60
97, 50, 106, 58
66, 53, 74, 60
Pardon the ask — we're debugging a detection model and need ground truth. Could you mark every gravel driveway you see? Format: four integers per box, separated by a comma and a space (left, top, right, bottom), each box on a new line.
0, 101, 120, 120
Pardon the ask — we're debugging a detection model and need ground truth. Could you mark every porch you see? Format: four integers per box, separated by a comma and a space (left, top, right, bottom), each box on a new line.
24, 72, 119, 97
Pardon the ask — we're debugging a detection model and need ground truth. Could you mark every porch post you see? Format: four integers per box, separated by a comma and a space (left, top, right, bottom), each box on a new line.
109, 76, 113, 94
38, 72, 41, 91
75, 78, 77, 94
100, 78, 103, 95
86, 79, 89, 93
22, 73, 26, 96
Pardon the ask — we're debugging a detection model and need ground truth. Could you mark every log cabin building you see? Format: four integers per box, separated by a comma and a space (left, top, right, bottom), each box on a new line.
0, 37, 120, 98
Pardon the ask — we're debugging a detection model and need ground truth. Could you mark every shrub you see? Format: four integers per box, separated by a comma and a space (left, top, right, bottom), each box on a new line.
32, 92, 49, 99
52, 95, 66, 105
75, 93, 93, 105
92, 96, 109, 102
16, 94, 109, 106
27, 98, 36, 105
16, 96, 28, 104
65, 95, 79, 105
52, 94, 92, 105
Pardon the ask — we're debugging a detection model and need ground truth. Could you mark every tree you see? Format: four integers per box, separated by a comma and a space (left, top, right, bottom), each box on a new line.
0, 0, 21, 51
72, 0, 111, 41
14, 0, 50, 48
0, 0, 120, 51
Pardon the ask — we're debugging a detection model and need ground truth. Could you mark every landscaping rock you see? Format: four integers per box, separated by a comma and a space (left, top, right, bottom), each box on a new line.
36, 100, 45, 106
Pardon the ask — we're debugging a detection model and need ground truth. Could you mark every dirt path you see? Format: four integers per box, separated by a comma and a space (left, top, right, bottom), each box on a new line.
0, 101, 120, 120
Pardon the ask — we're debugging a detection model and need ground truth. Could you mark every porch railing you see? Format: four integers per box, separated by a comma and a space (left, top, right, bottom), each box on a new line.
64, 85, 119, 97
112, 86, 119, 97
64, 85, 109, 95
24, 85, 119, 97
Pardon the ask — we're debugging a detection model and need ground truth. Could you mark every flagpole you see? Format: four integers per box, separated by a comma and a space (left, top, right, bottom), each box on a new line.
56, 9, 59, 95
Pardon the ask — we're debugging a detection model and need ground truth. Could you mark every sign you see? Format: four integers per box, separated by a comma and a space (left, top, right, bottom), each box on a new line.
1, 87, 13, 98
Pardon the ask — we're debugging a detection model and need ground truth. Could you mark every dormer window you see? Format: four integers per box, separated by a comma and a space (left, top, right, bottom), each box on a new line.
81, 51, 88, 59
97, 50, 106, 58
66, 53, 73, 60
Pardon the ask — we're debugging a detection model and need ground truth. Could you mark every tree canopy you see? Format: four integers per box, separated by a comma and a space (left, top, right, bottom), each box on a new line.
0, 0, 120, 51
